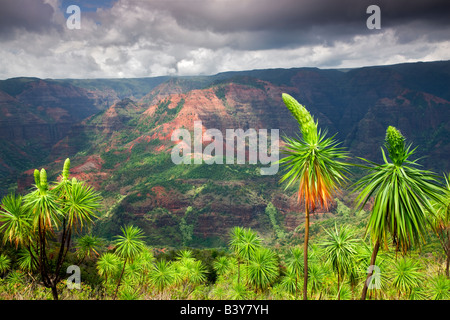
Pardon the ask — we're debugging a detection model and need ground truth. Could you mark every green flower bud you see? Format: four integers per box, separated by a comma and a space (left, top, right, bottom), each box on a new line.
282, 93, 304, 124
385, 126, 405, 164
282, 93, 317, 142
40, 168, 48, 191
63, 158, 70, 181
34, 169, 41, 188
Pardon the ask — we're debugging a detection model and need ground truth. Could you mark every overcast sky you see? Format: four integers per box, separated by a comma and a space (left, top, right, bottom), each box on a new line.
0, 0, 449, 79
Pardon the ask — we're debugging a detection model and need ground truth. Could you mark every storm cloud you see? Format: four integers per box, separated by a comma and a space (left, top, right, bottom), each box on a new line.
0, 0, 449, 78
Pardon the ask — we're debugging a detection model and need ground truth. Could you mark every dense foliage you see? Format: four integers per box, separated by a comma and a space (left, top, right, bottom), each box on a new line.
0, 151, 448, 300
0, 219, 449, 300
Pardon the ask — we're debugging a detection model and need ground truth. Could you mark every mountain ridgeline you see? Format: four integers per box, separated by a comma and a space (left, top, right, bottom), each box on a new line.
1, 60, 449, 247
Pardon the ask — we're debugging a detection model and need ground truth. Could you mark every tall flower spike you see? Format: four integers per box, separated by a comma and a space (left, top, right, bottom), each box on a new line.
34, 169, 41, 189
282, 93, 317, 143
39, 168, 48, 191
62, 158, 70, 181
385, 126, 405, 165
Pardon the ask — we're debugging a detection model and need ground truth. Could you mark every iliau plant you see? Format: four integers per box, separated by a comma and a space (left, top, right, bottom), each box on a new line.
279, 93, 350, 299
75, 234, 103, 264
150, 259, 176, 298
389, 257, 424, 299
320, 224, 359, 300
245, 247, 279, 292
427, 274, 450, 300
97, 252, 121, 287
213, 256, 232, 278
285, 246, 303, 297
229, 227, 244, 284
172, 250, 207, 299
112, 224, 146, 300
0, 254, 11, 276
229, 227, 262, 287
428, 172, 450, 277
353, 126, 445, 300
0, 158, 102, 300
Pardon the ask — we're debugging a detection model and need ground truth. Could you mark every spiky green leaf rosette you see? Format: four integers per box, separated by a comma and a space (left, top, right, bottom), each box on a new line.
282, 93, 318, 143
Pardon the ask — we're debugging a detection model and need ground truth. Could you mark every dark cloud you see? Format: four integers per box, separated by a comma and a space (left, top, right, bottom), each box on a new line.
151, 0, 450, 32
0, 0, 449, 79
150, 0, 362, 33
0, 0, 58, 38
378, 0, 450, 26
141, 0, 450, 50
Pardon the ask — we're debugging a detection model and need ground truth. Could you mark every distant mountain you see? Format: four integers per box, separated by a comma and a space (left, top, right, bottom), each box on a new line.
0, 76, 170, 192
1, 60, 449, 247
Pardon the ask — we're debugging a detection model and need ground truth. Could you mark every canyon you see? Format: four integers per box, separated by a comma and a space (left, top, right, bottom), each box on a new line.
1, 60, 449, 247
